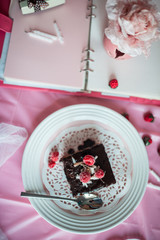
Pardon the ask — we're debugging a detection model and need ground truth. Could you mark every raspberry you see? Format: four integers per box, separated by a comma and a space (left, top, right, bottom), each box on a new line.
122, 113, 129, 120
49, 151, 59, 162
48, 161, 56, 168
109, 79, 118, 89
144, 113, 154, 122
83, 155, 95, 166
143, 136, 152, 146
80, 171, 91, 183
95, 169, 105, 179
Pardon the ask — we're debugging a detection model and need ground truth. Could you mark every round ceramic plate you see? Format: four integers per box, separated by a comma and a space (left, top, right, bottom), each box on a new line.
22, 104, 149, 234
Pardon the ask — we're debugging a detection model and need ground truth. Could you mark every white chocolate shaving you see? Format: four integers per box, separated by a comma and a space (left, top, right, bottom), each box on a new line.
91, 176, 99, 180
81, 181, 92, 187
53, 21, 64, 44
90, 166, 95, 175
72, 157, 76, 164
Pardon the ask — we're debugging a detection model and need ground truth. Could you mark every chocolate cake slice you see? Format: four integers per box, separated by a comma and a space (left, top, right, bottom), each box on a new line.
60, 143, 116, 196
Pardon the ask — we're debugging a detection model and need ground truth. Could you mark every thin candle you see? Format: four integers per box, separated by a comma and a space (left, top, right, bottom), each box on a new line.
32, 30, 57, 41
25, 31, 53, 43
53, 21, 64, 44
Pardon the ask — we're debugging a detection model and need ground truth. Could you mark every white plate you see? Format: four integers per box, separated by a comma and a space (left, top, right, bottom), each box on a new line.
22, 104, 149, 234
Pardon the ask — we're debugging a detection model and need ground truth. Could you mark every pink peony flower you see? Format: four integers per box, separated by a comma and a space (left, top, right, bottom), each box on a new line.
105, 0, 160, 57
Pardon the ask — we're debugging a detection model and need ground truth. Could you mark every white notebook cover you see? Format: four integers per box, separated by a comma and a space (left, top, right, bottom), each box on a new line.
3, 0, 160, 100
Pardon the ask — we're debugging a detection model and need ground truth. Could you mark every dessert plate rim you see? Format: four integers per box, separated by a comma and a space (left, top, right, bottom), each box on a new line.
22, 104, 149, 234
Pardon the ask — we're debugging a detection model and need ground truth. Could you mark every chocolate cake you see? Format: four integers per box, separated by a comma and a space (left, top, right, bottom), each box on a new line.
60, 141, 116, 196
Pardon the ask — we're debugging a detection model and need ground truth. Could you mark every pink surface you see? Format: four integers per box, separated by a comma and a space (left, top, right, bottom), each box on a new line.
4, 0, 89, 90
0, 13, 13, 32
0, 86, 160, 240
0, 0, 11, 58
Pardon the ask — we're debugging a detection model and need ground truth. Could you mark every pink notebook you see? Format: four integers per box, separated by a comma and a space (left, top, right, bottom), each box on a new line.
3, 0, 160, 101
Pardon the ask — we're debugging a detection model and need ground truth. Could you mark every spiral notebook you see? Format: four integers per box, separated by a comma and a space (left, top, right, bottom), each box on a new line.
3, 0, 160, 100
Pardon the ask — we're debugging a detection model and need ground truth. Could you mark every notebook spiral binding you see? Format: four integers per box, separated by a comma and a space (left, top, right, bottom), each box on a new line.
81, 0, 96, 92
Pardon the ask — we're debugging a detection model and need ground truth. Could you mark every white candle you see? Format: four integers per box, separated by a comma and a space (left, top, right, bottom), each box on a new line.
53, 21, 64, 44
147, 182, 160, 191
32, 30, 57, 41
25, 31, 53, 43
150, 169, 160, 182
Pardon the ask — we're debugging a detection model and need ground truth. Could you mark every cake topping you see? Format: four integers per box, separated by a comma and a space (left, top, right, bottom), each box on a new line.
83, 155, 95, 166
80, 171, 91, 183
48, 151, 59, 168
109, 79, 118, 89
144, 113, 154, 122
83, 139, 95, 148
60, 143, 116, 196
48, 161, 56, 168
71, 157, 76, 164
94, 169, 105, 179
68, 148, 75, 155
49, 151, 59, 162
74, 154, 105, 184
78, 139, 95, 151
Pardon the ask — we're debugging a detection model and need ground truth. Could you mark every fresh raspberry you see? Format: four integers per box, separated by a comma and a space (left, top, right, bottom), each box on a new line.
143, 136, 152, 146
83, 155, 95, 166
80, 171, 91, 183
144, 113, 154, 122
48, 161, 56, 168
95, 169, 105, 179
109, 79, 118, 89
49, 151, 59, 162
122, 113, 129, 120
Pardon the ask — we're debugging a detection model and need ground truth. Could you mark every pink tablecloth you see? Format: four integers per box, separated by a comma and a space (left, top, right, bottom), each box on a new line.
0, 86, 160, 240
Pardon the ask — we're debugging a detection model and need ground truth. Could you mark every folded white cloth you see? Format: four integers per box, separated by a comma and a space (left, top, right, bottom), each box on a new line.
0, 123, 28, 167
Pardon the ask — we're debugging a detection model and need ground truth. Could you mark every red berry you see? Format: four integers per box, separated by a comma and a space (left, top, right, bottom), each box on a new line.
83, 155, 95, 166
49, 151, 59, 162
143, 136, 152, 146
95, 169, 105, 179
48, 161, 56, 168
148, 139, 152, 144
80, 171, 91, 183
109, 79, 118, 89
122, 113, 129, 120
144, 113, 154, 122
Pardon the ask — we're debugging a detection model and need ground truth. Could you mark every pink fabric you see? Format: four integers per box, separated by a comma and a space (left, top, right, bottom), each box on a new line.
0, 86, 160, 240
0, 0, 11, 58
